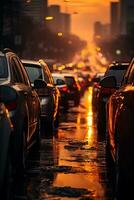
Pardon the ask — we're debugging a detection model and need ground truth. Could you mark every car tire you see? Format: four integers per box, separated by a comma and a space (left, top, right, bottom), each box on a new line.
1, 144, 14, 200
74, 95, 80, 106
64, 101, 69, 111
54, 112, 59, 129
41, 118, 54, 137
105, 133, 116, 194
17, 128, 27, 176
97, 101, 106, 136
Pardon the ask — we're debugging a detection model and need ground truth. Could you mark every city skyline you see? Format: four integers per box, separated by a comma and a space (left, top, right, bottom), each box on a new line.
48, 0, 118, 42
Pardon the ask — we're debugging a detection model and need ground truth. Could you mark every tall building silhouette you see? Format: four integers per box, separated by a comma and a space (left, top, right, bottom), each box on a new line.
47, 5, 71, 36
120, 0, 134, 34
22, 0, 48, 24
110, 2, 119, 38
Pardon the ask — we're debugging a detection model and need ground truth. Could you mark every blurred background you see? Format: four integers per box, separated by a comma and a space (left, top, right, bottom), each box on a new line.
0, 0, 134, 70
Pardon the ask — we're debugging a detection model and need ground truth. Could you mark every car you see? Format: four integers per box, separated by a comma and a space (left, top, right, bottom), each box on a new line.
0, 103, 13, 196
92, 72, 104, 109
52, 72, 70, 110
22, 59, 60, 134
97, 62, 129, 135
62, 73, 81, 106
100, 58, 134, 198
0, 49, 41, 175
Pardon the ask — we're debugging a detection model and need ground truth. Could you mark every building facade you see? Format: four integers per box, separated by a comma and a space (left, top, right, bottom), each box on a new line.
47, 5, 71, 36
110, 2, 119, 38
22, 0, 48, 24
120, 0, 134, 34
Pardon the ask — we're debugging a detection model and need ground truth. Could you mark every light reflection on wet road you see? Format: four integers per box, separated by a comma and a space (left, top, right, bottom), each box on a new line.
14, 87, 113, 200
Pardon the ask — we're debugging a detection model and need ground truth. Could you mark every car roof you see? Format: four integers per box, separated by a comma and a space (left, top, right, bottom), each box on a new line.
109, 62, 129, 69
96, 72, 105, 77
52, 73, 64, 77
61, 73, 76, 77
21, 59, 40, 65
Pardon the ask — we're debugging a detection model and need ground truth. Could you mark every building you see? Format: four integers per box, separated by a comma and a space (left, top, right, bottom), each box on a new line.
110, 2, 119, 38
120, 0, 134, 34
22, 0, 48, 24
47, 5, 71, 36
60, 13, 71, 35
47, 5, 61, 34
0, 0, 22, 47
94, 21, 110, 41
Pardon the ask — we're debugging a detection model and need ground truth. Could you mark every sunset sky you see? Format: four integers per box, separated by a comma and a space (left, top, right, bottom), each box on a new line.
48, 0, 118, 42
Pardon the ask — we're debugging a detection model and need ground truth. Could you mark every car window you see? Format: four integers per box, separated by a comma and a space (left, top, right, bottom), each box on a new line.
43, 69, 50, 83
64, 76, 75, 86
24, 64, 43, 83
16, 58, 30, 86
53, 76, 65, 85
43, 67, 54, 84
127, 62, 134, 84
10, 57, 25, 83
105, 67, 128, 86
0, 56, 8, 78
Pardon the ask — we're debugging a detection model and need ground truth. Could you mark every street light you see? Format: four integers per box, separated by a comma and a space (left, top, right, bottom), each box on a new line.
57, 32, 63, 37
45, 16, 54, 21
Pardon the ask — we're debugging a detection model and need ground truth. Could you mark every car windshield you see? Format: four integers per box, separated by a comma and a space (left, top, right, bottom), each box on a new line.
24, 64, 43, 83
105, 65, 129, 86
0, 56, 8, 78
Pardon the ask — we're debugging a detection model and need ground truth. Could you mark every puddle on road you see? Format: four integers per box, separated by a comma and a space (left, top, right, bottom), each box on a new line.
39, 88, 113, 200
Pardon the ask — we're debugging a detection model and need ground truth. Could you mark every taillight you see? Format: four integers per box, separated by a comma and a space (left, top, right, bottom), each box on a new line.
6, 101, 17, 111
94, 82, 100, 89
101, 88, 116, 96
73, 83, 80, 90
60, 86, 69, 93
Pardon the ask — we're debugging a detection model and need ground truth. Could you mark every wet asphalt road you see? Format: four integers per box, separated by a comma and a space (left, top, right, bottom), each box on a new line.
13, 87, 114, 200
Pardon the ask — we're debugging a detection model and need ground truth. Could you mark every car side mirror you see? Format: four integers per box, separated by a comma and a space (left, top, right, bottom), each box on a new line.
34, 79, 47, 89
0, 85, 17, 103
100, 76, 117, 88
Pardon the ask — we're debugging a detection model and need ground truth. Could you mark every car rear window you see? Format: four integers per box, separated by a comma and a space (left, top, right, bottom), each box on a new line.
0, 56, 8, 78
64, 76, 75, 86
24, 64, 43, 83
53, 76, 66, 85
105, 64, 129, 86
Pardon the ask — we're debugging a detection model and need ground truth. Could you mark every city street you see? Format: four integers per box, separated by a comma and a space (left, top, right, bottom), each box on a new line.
12, 87, 114, 200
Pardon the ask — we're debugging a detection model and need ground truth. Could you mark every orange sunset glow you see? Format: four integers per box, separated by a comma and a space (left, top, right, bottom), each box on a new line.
48, 0, 118, 42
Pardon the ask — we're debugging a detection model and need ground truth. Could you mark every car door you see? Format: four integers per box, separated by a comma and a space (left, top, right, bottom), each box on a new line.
108, 61, 134, 155
16, 58, 40, 125
10, 56, 39, 140
43, 65, 59, 117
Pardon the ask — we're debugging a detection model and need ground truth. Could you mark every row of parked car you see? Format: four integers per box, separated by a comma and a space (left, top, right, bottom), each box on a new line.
92, 60, 134, 198
0, 48, 63, 196
0, 48, 90, 196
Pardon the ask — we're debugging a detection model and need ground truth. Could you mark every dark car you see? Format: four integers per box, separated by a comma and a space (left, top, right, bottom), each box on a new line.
0, 49, 41, 175
100, 58, 134, 198
22, 59, 60, 134
62, 73, 81, 106
0, 103, 13, 195
92, 72, 104, 109
97, 62, 129, 134
52, 72, 70, 110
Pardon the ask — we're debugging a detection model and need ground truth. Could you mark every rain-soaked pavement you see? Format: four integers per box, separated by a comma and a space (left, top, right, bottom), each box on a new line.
13, 87, 114, 200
